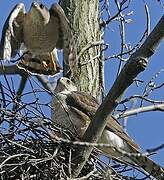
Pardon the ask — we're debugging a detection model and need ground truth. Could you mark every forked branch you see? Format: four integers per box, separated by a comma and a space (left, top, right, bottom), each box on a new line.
72, 15, 164, 178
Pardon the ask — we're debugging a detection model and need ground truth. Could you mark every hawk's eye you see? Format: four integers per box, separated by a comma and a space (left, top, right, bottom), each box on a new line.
66, 79, 70, 84
40, 4, 44, 9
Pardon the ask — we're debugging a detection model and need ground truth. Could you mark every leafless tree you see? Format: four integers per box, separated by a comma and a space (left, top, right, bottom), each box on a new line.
0, 0, 164, 179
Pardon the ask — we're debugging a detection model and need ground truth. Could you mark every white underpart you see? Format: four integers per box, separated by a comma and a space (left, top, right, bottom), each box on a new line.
60, 90, 71, 95
102, 129, 130, 151
100, 129, 135, 164
53, 48, 58, 62
20, 43, 27, 54
9, 3, 25, 36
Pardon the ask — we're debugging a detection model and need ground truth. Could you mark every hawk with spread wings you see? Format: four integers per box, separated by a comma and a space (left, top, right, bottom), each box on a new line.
0, 2, 77, 76
52, 77, 164, 178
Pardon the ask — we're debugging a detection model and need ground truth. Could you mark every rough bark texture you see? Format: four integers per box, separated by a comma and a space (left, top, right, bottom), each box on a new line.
60, 0, 104, 100
72, 15, 164, 178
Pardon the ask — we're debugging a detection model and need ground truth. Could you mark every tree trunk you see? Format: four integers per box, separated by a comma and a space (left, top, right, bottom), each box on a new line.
60, 0, 104, 100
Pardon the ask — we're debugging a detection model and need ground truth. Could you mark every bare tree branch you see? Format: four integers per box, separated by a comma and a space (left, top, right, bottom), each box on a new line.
0, 64, 55, 95
35, 75, 54, 94
115, 103, 164, 119
72, 15, 164, 178
8, 74, 28, 139
0, 65, 27, 76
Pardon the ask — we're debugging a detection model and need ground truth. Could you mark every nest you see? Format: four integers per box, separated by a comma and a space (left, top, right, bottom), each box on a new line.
0, 116, 115, 179
0, 75, 149, 180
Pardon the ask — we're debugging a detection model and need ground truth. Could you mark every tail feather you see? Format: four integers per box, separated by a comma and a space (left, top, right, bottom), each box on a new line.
131, 155, 164, 179
17, 51, 62, 75
100, 130, 164, 179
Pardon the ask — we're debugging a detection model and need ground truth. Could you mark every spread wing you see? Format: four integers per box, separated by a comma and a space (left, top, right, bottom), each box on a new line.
49, 4, 77, 77
0, 3, 25, 60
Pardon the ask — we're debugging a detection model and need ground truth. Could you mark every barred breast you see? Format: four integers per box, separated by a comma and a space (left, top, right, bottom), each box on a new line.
51, 94, 87, 137
23, 14, 59, 54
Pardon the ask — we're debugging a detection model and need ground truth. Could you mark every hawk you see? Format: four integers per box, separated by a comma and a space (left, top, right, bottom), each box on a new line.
0, 2, 77, 76
52, 77, 164, 178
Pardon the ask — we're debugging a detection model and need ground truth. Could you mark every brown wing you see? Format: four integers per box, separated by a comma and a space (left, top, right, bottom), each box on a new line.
0, 3, 25, 60
65, 90, 139, 151
65, 91, 99, 119
106, 117, 140, 151
49, 4, 77, 77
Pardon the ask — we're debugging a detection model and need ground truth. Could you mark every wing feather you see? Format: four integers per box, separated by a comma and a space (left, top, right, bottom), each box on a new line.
65, 91, 139, 151
0, 3, 25, 60
65, 91, 99, 118
49, 4, 77, 77
106, 117, 140, 151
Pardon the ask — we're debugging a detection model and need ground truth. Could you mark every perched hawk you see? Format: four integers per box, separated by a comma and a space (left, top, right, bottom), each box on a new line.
52, 77, 164, 178
0, 2, 77, 76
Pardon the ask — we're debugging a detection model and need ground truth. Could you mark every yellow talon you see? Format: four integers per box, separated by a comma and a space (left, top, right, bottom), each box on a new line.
42, 60, 48, 69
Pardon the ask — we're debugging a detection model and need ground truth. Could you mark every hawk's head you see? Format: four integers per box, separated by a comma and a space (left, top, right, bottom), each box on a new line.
55, 77, 77, 93
30, 2, 50, 24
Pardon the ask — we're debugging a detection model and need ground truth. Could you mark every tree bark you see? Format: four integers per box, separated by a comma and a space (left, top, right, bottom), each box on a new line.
60, 0, 104, 100
72, 15, 164, 178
